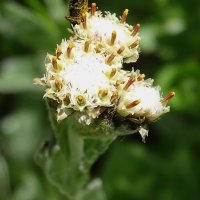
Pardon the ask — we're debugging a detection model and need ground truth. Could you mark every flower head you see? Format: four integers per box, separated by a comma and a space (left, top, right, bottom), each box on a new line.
34, 3, 175, 141
117, 69, 172, 123
71, 10, 141, 63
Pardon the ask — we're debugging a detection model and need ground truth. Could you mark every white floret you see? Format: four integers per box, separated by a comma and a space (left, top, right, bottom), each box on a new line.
72, 11, 141, 63
117, 82, 170, 122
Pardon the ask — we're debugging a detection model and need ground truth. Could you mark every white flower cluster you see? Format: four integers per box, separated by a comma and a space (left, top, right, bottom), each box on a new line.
72, 10, 141, 63
34, 4, 174, 141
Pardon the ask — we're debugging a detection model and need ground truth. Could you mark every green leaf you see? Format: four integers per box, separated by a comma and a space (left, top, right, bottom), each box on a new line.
0, 2, 63, 51
0, 155, 10, 200
0, 56, 44, 93
44, 0, 68, 22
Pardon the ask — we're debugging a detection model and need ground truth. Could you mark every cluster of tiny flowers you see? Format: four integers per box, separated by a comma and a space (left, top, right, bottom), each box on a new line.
34, 3, 175, 141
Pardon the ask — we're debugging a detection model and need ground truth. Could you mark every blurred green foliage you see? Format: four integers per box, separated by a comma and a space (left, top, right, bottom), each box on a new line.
0, 0, 200, 199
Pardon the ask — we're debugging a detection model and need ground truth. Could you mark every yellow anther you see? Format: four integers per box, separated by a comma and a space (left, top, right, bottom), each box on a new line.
128, 40, 139, 49
101, 90, 108, 98
131, 24, 140, 37
67, 45, 73, 58
77, 95, 83, 103
120, 9, 128, 23
123, 77, 135, 90
66, 93, 71, 102
137, 74, 145, 81
161, 91, 175, 104
110, 30, 117, 46
91, 3, 96, 16
115, 80, 122, 86
55, 79, 62, 91
117, 46, 125, 54
110, 68, 117, 78
84, 39, 90, 52
106, 52, 117, 64
126, 99, 141, 109
56, 48, 62, 58
82, 13, 87, 29
52, 56, 58, 70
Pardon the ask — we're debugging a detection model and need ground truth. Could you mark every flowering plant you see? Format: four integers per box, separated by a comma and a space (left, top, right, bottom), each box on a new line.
34, 1, 174, 199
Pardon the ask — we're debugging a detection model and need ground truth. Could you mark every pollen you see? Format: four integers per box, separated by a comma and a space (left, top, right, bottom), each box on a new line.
66, 93, 71, 102
120, 9, 128, 23
77, 95, 83, 103
161, 91, 175, 104
117, 46, 125, 54
91, 3, 96, 16
123, 77, 135, 90
52, 56, 58, 70
131, 24, 140, 37
128, 40, 139, 49
55, 79, 62, 91
110, 68, 117, 78
126, 99, 141, 109
101, 90, 108, 97
137, 74, 145, 81
67, 45, 73, 58
115, 80, 122, 86
82, 13, 87, 29
56, 48, 62, 58
106, 52, 117, 64
110, 31, 117, 46
84, 39, 90, 52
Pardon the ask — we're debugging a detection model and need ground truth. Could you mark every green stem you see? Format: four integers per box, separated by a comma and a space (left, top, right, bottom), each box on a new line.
35, 109, 114, 200
35, 99, 139, 199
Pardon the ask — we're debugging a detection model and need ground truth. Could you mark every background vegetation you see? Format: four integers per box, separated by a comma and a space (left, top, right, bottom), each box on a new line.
0, 0, 200, 199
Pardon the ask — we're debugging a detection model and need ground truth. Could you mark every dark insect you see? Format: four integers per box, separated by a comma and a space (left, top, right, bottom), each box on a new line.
65, 0, 89, 25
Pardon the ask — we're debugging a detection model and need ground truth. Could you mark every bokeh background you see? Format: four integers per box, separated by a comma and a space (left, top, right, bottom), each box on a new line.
0, 0, 200, 199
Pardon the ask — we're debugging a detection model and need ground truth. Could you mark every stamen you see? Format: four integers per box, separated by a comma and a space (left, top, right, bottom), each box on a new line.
137, 74, 145, 81
101, 90, 108, 98
67, 45, 73, 58
91, 3, 96, 16
110, 31, 116, 46
84, 39, 90, 53
96, 44, 102, 53
131, 24, 140, 37
128, 40, 139, 49
77, 95, 83, 103
110, 68, 117, 78
66, 93, 71, 102
96, 48, 101, 53
161, 91, 175, 104
82, 14, 87, 29
55, 79, 62, 91
52, 56, 58, 70
123, 77, 135, 90
117, 46, 125, 54
106, 52, 117, 64
115, 80, 121, 86
120, 9, 128, 23
126, 99, 141, 109
57, 48, 62, 58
